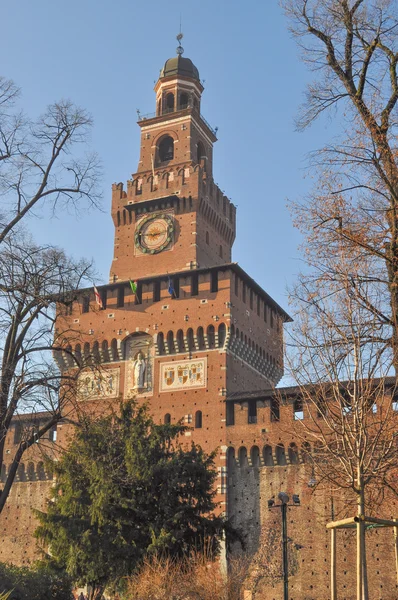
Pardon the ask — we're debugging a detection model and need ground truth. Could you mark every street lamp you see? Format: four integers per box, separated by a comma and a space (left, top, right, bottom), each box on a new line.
268, 492, 301, 600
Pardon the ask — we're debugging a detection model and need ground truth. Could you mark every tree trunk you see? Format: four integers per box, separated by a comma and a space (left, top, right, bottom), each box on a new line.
357, 469, 369, 600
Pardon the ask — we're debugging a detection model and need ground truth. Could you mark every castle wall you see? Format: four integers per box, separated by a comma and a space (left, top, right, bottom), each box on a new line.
226, 398, 398, 600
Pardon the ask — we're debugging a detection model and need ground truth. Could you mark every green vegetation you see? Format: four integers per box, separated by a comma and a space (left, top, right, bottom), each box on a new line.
35, 401, 227, 600
0, 562, 72, 600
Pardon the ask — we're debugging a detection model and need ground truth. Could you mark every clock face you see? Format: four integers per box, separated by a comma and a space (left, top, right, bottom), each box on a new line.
135, 214, 174, 254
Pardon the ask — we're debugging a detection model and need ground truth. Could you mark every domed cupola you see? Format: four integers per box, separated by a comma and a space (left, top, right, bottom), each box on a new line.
154, 33, 203, 117
160, 55, 200, 81
159, 33, 200, 81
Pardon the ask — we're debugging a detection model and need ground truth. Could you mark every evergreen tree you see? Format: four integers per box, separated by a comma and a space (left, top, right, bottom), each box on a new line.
35, 401, 226, 600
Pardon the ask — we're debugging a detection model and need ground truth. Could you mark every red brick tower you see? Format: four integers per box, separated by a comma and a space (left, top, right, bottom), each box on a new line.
53, 39, 292, 516
0, 38, 291, 566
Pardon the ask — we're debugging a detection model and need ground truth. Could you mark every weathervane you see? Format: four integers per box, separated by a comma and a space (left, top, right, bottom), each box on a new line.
176, 18, 184, 56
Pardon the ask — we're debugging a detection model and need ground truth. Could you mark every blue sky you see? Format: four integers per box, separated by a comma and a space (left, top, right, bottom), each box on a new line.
3, 0, 333, 317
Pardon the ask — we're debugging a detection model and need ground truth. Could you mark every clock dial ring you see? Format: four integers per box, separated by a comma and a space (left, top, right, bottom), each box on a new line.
135, 213, 174, 254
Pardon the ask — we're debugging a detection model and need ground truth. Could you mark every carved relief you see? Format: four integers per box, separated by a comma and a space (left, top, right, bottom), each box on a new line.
160, 358, 207, 392
77, 368, 120, 401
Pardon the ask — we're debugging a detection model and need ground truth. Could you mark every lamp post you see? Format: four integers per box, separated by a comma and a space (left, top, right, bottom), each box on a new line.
268, 492, 301, 600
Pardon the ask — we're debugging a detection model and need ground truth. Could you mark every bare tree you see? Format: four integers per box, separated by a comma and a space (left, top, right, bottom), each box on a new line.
0, 74, 102, 512
0, 75, 101, 243
0, 233, 94, 514
286, 248, 398, 598
281, 0, 398, 369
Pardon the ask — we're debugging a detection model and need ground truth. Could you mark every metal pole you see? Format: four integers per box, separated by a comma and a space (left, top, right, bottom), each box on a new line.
281, 502, 288, 600
331, 527, 337, 600
394, 520, 398, 589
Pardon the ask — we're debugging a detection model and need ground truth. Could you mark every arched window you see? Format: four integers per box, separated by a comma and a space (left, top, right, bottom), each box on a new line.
275, 444, 287, 466
167, 331, 175, 354
288, 443, 299, 465
187, 328, 195, 351
157, 332, 165, 355
83, 342, 91, 364
218, 323, 226, 347
177, 329, 185, 353
164, 413, 171, 425
92, 341, 100, 364
207, 325, 215, 349
37, 462, 46, 480
238, 446, 248, 467
158, 136, 174, 162
197, 326, 205, 350
27, 462, 35, 481
195, 410, 202, 428
263, 445, 274, 466
165, 92, 174, 112
197, 141, 206, 168
111, 339, 118, 361
250, 446, 260, 467
180, 92, 189, 109
75, 343, 82, 364
101, 340, 109, 362
302, 442, 312, 463
17, 463, 26, 481
227, 447, 236, 471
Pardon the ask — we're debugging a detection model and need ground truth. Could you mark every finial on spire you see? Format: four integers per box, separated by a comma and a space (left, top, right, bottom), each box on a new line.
176, 19, 184, 56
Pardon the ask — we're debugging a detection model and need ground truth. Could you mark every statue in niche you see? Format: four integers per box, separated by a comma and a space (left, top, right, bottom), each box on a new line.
133, 351, 146, 389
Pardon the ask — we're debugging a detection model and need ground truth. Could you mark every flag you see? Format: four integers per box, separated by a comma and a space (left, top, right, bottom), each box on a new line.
129, 280, 138, 295
93, 285, 103, 309
168, 277, 175, 298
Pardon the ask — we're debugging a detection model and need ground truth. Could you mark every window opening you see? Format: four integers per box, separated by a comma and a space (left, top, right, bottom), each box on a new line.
167, 331, 175, 354
158, 136, 174, 162
164, 413, 171, 424
218, 323, 226, 347
100, 289, 107, 310
294, 398, 304, 420
270, 397, 280, 422
195, 410, 202, 428
165, 93, 174, 112
117, 286, 124, 308
248, 400, 257, 424
197, 326, 205, 349
207, 325, 215, 349
191, 273, 199, 296
82, 296, 90, 314
180, 92, 189, 109
153, 280, 161, 302
226, 403, 235, 426
210, 270, 218, 293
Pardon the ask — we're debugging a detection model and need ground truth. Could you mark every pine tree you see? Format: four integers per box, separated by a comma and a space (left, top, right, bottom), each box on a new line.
35, 401, 226, 600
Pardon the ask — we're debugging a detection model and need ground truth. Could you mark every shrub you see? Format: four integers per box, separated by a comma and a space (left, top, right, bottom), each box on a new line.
124, 551, 248, 600
0, 562, 72, 600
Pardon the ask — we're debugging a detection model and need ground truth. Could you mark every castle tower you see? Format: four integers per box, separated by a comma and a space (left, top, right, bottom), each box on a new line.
4, 40, 398, 600
109, 38, 236, 281
1, 36, 291, 566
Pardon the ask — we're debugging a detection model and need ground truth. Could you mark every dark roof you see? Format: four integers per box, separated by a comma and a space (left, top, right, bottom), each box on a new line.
225, 377, 398, 402
225, 386, 300, 402
160, 55, 200, 81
